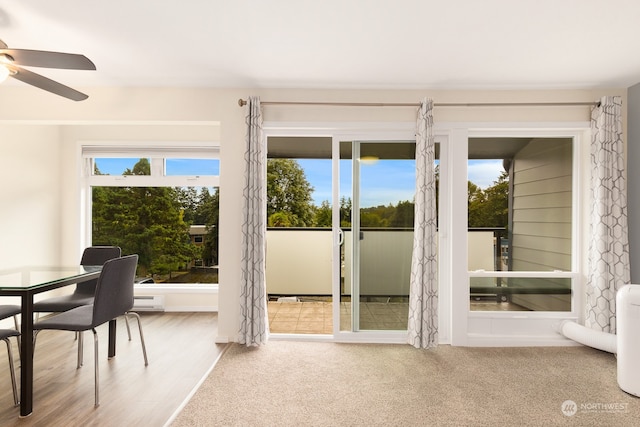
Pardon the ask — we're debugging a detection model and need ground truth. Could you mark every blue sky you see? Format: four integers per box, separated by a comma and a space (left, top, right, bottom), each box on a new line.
300, 158, 505, 207
95, 158, 220, 176
299, 159, 418, 207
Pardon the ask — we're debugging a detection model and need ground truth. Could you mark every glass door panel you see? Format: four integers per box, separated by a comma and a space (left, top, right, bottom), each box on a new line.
265, 136, 334, 334
340, 140, 416, 332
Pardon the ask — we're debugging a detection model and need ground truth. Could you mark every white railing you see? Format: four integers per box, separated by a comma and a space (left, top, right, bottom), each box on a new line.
265, 228, 502, 297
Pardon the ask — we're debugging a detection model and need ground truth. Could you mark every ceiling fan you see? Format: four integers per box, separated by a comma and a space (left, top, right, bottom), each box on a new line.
0, 39, 96, 101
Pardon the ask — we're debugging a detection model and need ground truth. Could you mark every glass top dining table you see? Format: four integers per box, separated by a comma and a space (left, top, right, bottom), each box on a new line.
0, 265, 103, 417
0, 265, 102, 291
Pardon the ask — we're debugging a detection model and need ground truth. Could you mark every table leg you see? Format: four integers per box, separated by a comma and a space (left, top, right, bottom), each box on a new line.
19, 294, 34, 417
108, 319, 117, 358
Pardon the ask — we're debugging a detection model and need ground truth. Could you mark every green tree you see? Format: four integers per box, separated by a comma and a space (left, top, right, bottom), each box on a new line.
362, 205, 393, 226
360, 210, 387, 227
467, 172, 509, 228
313, 197, 354, 228
340, 197, 352, 227
267, 159, 315, 227
177, 187, 201, 224
125, 158, 151, 176
467, 181, 486, 227
390, 200, 415, 227
268, 211, 297, 227
482, 171, 509, 228
167, 186, 220, 266
198, 187, 220, 266
314, 200, 332, 227
92, 159, 199, 276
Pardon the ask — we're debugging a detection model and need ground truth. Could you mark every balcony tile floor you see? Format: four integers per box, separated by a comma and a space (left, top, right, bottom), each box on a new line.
268, 301, 333, 334
267, 300, 409, 334
268, 299, 528, 334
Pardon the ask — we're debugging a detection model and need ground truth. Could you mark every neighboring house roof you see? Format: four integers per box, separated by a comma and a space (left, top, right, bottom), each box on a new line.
189, 225, 207, 236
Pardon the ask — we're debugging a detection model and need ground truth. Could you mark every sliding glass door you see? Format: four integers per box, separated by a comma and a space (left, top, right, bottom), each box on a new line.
263, 124, 585, 345
337, 139, 416, 334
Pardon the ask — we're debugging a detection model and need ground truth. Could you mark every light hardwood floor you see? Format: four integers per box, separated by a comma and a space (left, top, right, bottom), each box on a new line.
0, 312, 224, 427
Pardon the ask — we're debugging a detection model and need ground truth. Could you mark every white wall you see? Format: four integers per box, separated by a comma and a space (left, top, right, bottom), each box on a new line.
0, 85, 626, 343
0, 125, 63, 267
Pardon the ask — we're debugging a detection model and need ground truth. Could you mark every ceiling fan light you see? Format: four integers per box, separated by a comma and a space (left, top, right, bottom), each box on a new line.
0, 65, 10, 83
359, 155, 380, 165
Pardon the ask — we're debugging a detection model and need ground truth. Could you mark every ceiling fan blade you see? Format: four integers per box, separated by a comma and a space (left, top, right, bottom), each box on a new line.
7, 64, 89, 101
0, 48, 95, 70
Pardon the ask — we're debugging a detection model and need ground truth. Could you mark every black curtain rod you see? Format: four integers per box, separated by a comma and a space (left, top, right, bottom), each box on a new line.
237, 99, 600, 108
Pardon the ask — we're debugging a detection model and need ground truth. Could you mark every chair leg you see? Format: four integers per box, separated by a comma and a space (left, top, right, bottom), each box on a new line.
77, 331, 84, 368
32, 330, 39, 359
12, 315, 21, 359
3, 337, 19, 406
124, 315, 132, 341
92, 328, 99, 407
126, 312, 148, 366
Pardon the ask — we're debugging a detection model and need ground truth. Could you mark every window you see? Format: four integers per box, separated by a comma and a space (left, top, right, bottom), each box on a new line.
83, 144, 219, 285
468, 137, 575, 312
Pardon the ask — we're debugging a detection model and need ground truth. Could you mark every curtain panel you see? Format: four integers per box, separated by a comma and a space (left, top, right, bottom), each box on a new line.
238, 96, 269, 346
407, 98, 438, 349
585, 95, 630, 333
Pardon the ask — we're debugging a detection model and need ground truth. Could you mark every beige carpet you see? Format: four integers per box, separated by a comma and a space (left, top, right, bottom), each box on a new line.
171, 341, 638, 427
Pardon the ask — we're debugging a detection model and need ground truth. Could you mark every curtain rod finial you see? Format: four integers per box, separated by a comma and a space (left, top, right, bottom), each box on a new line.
238, 99, 247, 107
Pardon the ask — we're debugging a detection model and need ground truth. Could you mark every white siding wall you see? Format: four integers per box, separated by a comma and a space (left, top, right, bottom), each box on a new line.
627, 83, 640, 283
510, 138, 572, 310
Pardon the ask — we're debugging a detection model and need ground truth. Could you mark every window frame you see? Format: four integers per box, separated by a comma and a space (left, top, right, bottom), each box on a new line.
81, 141, 220, 292
453, 126, 589, 346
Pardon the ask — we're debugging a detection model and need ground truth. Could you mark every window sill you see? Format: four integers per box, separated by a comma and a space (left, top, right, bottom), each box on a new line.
134, 283, 219, 294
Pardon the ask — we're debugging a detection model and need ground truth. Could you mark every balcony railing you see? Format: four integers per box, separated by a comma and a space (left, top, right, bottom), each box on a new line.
265, 227, 509, 297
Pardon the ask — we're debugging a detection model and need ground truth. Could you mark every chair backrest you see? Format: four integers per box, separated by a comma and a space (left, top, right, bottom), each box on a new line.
81, 246, 122, 266
91, 254, 139, 327
76, 246, 122, 295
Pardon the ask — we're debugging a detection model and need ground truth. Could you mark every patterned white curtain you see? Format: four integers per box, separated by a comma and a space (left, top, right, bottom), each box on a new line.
238, 96, 269, 346
407, 98, 438, 349
585, 95, 630, 334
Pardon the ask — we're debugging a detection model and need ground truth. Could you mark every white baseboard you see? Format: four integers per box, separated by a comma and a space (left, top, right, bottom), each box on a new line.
465, 333, 582, 347
214, 336, 231, 344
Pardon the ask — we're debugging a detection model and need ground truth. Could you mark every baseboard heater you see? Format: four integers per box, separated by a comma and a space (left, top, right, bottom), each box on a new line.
132, 295, 165, 312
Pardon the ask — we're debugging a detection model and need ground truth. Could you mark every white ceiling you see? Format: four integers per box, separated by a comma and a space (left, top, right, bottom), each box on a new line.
1, 0, 640, 92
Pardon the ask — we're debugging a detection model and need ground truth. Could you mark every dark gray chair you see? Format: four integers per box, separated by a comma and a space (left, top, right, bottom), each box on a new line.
0, 305, 21, 354
33, 246, 121, 367
0, 329, 19, 406
34, 254, 148, 407
0, 306, 20, 406
0, 306, 21, 327
33, 246, 122, 313
0, 305, 21, 402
